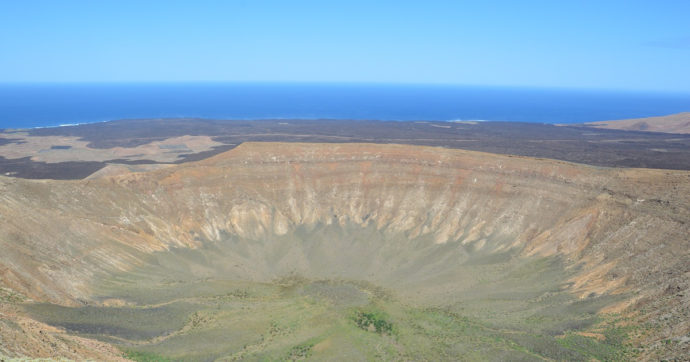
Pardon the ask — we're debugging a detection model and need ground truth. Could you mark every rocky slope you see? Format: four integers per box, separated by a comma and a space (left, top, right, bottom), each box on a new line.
0, 142, 688, 360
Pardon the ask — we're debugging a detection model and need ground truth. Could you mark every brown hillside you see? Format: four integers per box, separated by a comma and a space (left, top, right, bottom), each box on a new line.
585, 112, 690, 134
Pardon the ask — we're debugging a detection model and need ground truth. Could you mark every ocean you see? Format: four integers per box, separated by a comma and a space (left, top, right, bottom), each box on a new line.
1, 82, 689, 129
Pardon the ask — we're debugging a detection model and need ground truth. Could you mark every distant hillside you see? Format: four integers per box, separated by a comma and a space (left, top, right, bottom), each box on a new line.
584, 112, 690, 134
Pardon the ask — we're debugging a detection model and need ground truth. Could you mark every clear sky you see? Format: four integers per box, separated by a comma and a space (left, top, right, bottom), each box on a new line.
1, 0, 689, 92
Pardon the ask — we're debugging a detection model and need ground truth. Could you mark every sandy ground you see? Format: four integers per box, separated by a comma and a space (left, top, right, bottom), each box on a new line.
0, 133, 223, 163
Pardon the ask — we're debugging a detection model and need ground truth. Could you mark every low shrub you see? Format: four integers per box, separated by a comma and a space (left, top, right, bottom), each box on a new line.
353, 310, 393, 335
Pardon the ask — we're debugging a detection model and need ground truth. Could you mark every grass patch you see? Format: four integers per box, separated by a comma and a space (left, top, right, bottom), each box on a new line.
285, 341, 315, 360
352, 308, 394, 335
124, 350, 171, 362
557, 323, 635, 361
27, 277, 635, 361
25, 242, 636, 361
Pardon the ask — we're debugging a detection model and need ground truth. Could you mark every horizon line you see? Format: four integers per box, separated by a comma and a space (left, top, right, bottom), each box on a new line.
0, 80, 688, 95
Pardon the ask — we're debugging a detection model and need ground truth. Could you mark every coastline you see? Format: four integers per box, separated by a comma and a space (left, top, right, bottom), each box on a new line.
6, 118, 497, 132
3, 83, 690, 129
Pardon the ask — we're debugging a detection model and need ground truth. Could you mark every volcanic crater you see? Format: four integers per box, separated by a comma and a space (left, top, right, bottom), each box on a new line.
1, 142, 688, 360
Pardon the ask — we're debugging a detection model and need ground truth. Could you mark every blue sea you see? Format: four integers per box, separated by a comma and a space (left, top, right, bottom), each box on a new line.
1, 82, 689, 129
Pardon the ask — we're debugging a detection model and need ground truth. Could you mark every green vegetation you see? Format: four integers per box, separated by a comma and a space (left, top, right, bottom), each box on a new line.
285, 341, 315, 360
556, 319, 637, 361
558, 333, 627, 361
24, 276, 633, 361
0, 287, 25, 304
21, 234, 635, 361
124, 350, 171, 362
353, 309, 393, 335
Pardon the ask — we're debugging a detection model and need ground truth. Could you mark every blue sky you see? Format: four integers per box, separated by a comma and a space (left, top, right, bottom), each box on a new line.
1, 0, 689, 92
